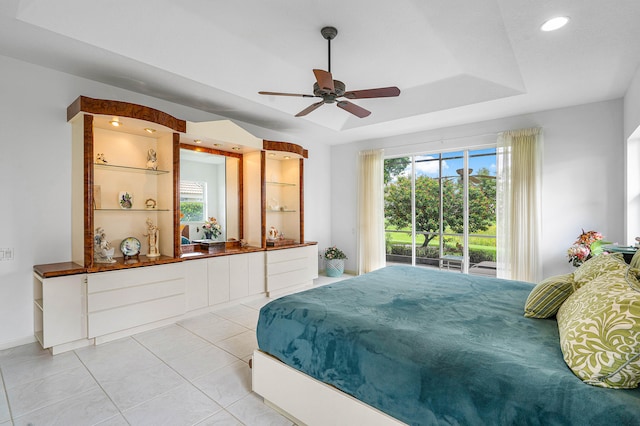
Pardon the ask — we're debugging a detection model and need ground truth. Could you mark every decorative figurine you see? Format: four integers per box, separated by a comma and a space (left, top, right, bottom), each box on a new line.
95, 153, 108, 164
145, 198, 157, 209
94, 227, 116, 263
144, 217, 161, 258
146, 148, 158, 170
268, 226, 279, 240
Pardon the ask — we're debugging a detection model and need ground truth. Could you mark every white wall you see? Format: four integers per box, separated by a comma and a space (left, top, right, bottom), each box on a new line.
0, 54, 332, 349
624, 65, 640, 243
331, 99, 625, 280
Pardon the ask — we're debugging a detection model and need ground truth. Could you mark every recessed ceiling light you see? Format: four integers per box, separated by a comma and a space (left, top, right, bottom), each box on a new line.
268, 153, 276, 157
231, 146, 241, 151
109, 119, 121, 127
194, 139, 202, 144
540, 16, 570, 32
283, 155, 291, 160
213, 143, 223, 147
144, 127, 156, 134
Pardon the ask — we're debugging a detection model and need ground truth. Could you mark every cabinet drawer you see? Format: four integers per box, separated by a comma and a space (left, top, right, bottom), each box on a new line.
88, 263, 184, 293
86, 263, 186, 339
88, 294, 185, 338
88, 279, 184, 312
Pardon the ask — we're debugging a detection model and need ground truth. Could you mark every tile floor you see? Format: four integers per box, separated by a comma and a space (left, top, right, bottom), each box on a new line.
0, 275, 349, 426
0, 299, 276, 425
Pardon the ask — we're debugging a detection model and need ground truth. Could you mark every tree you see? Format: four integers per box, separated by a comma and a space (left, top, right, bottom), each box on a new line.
384, 169, 496, 247
384, 157, 411, 184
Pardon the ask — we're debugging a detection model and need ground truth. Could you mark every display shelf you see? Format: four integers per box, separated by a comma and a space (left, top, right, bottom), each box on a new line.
34, 298, 44, 310
94, 163, 170, 175
34, 330, 44, 346
267, 209, 297, 213
266, 181, 296, 187
95, 208, 171, 212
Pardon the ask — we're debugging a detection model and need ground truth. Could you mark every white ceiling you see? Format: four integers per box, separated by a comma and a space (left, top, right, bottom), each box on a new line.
1, 0, 640, 145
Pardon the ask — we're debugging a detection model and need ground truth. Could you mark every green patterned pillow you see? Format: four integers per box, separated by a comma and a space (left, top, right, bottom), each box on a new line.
557, 267, 640, 389
630, 249, 640, 269
524, 273, 576, 318
572, 253, 627, 289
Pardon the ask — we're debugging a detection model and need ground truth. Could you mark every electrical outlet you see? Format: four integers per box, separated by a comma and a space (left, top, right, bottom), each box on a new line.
0, 248, 13, 261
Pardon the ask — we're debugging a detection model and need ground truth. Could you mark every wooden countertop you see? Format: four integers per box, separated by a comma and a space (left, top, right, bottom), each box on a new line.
33, 262, 86, 278
34, 242, 318, 278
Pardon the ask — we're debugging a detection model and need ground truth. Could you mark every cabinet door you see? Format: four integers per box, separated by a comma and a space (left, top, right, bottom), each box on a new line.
208, 256, 230, 305
185, 258, 208, 311
229, 255, 249, 300
42, 275, 87, 348
247, 252, 266, 296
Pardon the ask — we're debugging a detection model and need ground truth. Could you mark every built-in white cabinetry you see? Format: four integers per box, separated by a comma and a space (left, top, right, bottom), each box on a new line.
266, 245, 318, 297
33, 273, 88, 355
86, 263, 186, 342
185, 258, 209, 312
208, 252, 265, 305
208, 256, 231, 305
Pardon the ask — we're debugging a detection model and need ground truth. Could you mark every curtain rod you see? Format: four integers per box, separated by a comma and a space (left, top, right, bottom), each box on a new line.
381, 131, 499, 157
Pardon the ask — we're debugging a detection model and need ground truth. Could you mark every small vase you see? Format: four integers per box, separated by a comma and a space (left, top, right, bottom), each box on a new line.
203, 231, 213, 240
325, 259, 344, 277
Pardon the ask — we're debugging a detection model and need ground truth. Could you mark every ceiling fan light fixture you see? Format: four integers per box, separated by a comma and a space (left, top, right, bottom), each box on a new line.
258, 26, 400, 119
540, 16, 570, 32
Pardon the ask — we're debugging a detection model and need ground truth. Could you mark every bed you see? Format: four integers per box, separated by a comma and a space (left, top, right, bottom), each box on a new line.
253, 265, 640, 425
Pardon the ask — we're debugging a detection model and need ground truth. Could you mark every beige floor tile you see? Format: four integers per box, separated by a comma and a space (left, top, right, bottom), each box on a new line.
215, 331, 258, 359
6, 366, 99, 418
227, 393, 294, 426
12, 387, 119, 426
164, 344, 239, 381
122, 383, 222, 426
193, 361, 251, 408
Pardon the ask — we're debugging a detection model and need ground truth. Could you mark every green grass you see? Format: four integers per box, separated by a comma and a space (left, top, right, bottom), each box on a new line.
386, 224, 496, 254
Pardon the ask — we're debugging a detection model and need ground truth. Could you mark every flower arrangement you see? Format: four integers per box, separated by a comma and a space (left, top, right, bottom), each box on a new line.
202, 217, 222, 239
324, 246, 347, 260
567, 229, 607, 267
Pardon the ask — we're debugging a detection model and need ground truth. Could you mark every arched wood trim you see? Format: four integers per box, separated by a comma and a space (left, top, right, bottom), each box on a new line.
263, 140, 309, 159
67, 96, 186, 132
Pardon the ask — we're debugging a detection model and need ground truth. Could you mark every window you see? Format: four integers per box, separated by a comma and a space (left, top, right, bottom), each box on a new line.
384, 148, 497, 275
180, 180, 207, 222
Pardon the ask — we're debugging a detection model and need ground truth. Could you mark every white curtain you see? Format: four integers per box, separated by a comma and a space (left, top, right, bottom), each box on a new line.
357, 149, 385, 275
496, 128, 543, 282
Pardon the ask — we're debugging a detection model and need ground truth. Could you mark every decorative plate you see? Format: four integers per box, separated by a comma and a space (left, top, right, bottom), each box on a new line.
120, 237, 141, 256
118, 191, 133, 209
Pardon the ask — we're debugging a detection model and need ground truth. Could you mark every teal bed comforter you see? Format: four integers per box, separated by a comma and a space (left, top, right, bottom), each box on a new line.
256, 265, 640, 425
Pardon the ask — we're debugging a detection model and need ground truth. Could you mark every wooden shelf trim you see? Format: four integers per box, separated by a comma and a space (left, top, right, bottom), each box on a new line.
263, 140, 309, 159
67, 96, 187, 132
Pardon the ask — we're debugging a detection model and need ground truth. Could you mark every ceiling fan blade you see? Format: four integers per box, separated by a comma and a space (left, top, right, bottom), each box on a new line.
295, 101, 325, 117
313, 69, 335, 93
343, 86, 401, 99
336, 100, 371, 118
259, 91, 315, 98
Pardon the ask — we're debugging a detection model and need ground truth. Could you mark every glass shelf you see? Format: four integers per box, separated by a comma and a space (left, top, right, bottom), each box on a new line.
266, 181, 296, 187
95, 163, 170, 175
267, 209, 297, 213
95, 208, 171, 212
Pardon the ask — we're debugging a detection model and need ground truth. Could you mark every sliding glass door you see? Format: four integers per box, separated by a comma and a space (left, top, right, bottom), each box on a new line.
384, 148, 496, 275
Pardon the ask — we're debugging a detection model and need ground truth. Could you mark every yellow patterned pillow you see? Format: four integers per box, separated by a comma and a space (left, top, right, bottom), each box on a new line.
572, 253, 627, 289
524, 273, 576, 318
557, 267, 640, 388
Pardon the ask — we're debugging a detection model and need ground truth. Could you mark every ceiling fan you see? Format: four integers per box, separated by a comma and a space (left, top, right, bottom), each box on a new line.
258, 26, 401, 118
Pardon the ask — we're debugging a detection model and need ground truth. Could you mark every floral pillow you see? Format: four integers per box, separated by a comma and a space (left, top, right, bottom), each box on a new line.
557, 267, 640, 389
524, 273, 576, 318
572, 253, 627, 289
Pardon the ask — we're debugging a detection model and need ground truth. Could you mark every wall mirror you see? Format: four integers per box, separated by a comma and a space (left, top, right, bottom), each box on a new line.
179, 147, 240, 243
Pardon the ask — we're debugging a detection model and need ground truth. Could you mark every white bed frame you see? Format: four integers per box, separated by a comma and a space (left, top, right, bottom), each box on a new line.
252, 350, 407, 426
